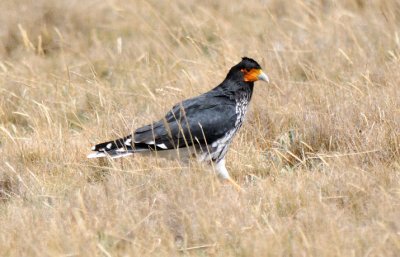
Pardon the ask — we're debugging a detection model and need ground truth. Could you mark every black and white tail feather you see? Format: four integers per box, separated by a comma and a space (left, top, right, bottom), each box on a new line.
87, 135, 134, 159
87, 134, 170, 159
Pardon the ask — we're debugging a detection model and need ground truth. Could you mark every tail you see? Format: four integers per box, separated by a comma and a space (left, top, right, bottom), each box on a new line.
87, 135, 137, 159
87, 134, 170, 159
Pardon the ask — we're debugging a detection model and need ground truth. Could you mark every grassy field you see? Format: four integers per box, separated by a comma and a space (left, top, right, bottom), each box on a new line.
1, 0, 400, 256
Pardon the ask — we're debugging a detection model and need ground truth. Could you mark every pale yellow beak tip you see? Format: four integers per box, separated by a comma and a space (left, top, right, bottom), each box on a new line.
258, 71, 270, 83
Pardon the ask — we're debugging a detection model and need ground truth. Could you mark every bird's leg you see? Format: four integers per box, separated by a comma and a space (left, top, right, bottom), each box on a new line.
225, 177, 244, 192
215, 159, 244, 192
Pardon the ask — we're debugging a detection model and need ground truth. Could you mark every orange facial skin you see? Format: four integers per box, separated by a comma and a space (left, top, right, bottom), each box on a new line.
241, 68, 263, 82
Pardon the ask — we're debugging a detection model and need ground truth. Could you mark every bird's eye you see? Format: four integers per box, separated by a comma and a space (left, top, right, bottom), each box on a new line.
241, 68, 250, 73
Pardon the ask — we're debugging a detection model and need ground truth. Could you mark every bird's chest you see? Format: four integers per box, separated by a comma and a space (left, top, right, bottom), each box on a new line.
202, 89, 252, 163
234, 92, 251, 127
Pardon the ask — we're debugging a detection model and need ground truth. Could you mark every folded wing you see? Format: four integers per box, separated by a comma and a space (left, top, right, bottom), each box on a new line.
88, 93, 237, 158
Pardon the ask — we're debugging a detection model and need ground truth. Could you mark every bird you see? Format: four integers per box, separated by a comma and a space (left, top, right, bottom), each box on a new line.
88, 57, 269, 190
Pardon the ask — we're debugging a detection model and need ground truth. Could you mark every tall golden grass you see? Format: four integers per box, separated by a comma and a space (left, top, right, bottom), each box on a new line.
0, 0, 399, 256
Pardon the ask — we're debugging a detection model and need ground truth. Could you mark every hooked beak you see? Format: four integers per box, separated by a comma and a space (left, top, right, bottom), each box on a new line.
258, 71, 269, 83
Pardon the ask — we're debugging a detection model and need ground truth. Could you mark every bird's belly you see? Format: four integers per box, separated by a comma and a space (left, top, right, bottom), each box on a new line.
197, 128, 239, 163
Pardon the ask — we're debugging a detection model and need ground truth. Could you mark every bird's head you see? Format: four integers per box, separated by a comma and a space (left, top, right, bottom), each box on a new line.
227, 57, 269, 83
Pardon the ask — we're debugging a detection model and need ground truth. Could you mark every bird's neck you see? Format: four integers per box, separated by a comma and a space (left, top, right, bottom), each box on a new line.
234, 82, 254, 103
214, 79, 254, 99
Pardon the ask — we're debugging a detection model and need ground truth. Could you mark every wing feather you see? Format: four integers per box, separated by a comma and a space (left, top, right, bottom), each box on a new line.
133, 94, 236, 150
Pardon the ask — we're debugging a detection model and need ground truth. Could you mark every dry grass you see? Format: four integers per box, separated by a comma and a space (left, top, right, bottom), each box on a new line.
1, 0, 400, 256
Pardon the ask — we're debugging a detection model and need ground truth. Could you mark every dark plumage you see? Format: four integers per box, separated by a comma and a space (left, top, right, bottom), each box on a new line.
88, 57, 269, 190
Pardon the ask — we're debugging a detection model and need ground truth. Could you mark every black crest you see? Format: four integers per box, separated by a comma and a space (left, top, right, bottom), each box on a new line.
239, 57, 262, 70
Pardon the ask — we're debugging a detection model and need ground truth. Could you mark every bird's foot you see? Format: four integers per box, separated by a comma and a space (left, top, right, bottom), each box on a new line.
225, 177, 245, 192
